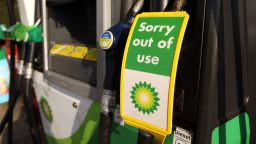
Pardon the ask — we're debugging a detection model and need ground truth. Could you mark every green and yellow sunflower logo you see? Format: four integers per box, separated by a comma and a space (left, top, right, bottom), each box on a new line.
40, 97, 53, 122
131, 81, 160, 115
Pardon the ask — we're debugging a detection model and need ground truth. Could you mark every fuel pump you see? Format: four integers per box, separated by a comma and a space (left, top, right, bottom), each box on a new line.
98, 0, 144, 143
0, 0, 254, 143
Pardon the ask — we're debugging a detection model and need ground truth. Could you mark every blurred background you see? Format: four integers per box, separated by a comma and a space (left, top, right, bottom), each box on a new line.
0, 0, 19, 25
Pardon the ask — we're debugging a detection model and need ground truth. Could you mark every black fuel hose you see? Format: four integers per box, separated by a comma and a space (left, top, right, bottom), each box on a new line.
5, 0, 16, 142
5, 0, 16, 25
99, 34, 130, 144
170, 0, 186, 11
23, 0, 43, 142
150, 0, 170, 12
0, 43, 26, 134
98, 1, 144, 144
23, 42, 41, 144
98, 52, 116, 144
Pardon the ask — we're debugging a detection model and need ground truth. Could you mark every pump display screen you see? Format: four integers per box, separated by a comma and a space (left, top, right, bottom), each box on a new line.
46, 0, 97, 86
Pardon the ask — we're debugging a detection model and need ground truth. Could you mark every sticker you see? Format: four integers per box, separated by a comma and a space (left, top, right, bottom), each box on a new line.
70, 46, 88, 59
99, 31, 114, 49
120, 12, 189, 136
49, 44, 97, 62
173, 127, 193, 144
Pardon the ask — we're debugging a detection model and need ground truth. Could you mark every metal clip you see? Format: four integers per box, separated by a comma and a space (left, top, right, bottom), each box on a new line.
101, 89, 116, 114
24, 63, 33, 79
17, 60, 25, 75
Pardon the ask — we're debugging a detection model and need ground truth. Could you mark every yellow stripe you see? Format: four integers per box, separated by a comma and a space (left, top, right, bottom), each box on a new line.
49, 44, 97, 62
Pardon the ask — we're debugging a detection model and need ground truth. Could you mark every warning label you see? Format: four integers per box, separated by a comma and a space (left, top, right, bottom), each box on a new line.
49, 44, 97, 62
173, 127, 193, 144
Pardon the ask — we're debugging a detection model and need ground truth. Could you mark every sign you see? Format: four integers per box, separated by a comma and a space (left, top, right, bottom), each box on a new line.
120, 12, 189, 136
173, 127, 193, 144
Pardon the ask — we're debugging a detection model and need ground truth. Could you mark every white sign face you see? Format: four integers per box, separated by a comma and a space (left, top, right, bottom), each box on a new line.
173, 127, 193, 144
123, 69, 170, 129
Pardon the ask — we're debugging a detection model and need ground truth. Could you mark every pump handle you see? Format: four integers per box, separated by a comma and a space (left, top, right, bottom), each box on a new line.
125, 0, 144, 24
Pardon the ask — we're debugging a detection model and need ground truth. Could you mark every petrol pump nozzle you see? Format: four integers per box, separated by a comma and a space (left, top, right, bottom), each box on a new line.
98, 0, 144, 144
0, 22, 43, 144
0, 1, 43, 143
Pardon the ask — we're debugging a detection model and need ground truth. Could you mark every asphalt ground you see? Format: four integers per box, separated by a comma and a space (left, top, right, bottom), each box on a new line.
0, 97, 33, 144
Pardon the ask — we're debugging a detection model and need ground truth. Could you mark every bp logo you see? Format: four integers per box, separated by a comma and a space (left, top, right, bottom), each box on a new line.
40, 97, 53, 122
131, 81, 160, 115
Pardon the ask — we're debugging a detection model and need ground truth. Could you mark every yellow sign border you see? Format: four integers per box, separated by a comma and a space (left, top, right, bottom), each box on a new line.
120, 12, 189, 136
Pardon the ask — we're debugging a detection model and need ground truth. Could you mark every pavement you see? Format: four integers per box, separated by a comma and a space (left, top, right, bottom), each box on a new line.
0, 97, 33, 144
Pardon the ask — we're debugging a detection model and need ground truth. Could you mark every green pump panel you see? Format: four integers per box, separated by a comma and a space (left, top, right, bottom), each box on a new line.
212, 113, 250, 144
